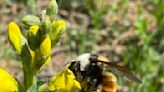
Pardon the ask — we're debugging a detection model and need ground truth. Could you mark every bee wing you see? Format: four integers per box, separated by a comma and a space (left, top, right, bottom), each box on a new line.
98, 61, 142, 83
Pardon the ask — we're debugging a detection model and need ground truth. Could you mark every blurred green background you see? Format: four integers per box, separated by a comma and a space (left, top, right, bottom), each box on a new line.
0, 0, 164, 92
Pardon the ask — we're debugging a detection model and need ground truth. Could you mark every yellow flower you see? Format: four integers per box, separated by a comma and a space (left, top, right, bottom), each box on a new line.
0, 68, 18, 92
8, 22, 22, 54
39, 64, 81, 92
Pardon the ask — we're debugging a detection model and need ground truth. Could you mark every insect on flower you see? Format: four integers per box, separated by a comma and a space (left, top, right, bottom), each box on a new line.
68, 53, 142, 92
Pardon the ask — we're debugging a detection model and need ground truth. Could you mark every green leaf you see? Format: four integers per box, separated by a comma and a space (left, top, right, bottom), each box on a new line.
20, 44, 33, 67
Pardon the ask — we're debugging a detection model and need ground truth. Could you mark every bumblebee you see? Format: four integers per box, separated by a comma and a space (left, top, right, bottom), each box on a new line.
68, 53, 142, 92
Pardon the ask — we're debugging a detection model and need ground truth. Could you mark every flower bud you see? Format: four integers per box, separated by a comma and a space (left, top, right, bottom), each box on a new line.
28, 25, 40, 51
50, 20, 66, 46
46, 0, 58, 21
8, 22, 26, 54
22, 15, 41, 29
34, 36, 51, 70
40, 16, 51, 35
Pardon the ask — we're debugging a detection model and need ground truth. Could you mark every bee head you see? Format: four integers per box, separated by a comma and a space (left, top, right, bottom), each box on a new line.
68, 53, 111, 91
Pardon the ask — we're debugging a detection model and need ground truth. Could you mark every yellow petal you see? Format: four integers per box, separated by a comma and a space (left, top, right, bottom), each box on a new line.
0, 68, 18, 92
48, 64, 81, 91
39, 36, 51, 57
30, 50, 35, 64
29, 25, 39, 34
39, 64, 81, 92
8, 22, 22, 54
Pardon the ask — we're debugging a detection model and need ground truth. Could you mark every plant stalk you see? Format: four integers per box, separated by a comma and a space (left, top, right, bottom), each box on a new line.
23, 69, 36, 92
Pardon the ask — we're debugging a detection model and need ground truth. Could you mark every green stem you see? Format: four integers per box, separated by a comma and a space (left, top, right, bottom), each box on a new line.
23, 69, 36, 92
27, 0, 35, 14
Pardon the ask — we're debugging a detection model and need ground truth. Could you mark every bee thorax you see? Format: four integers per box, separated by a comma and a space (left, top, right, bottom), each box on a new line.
77, 53, 91, 71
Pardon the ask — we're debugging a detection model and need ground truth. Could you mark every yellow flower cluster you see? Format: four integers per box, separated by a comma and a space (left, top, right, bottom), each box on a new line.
7, 19, 66, 71
2, 0, 71, 91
